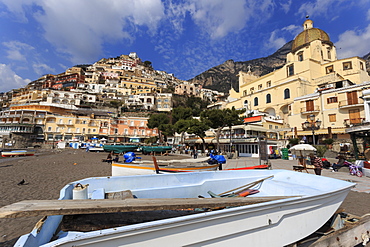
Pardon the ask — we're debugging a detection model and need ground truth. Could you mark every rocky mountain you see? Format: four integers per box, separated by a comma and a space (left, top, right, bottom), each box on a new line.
188, 41, 293, 93
189, 41, 370, 93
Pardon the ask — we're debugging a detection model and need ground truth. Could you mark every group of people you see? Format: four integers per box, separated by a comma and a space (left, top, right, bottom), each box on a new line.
105, 152, 119, 164
308, 154, 348, 175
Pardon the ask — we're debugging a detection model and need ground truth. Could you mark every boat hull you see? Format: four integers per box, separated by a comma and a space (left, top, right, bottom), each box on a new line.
16, 170, 354, 247
141, 146, 172, 154
112, 162, 219, 176
1, 150, 35, 157
103, 145, 138, 153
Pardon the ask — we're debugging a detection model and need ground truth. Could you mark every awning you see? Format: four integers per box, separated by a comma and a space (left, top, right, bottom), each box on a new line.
228, 124, 267, 132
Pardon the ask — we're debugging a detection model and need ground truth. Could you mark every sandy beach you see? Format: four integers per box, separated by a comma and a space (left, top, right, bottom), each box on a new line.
0, 149, 369, 247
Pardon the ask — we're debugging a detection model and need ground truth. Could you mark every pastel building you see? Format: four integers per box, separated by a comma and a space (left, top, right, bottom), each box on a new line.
225, 19, 370, 145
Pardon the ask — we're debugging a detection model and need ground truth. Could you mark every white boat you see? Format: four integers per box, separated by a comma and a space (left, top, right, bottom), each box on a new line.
1, 150, 35, 157
12, 170, 354, 247
112, 156, 219, 176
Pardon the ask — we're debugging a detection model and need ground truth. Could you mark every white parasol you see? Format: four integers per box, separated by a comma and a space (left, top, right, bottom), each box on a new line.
289, 144, 316, 157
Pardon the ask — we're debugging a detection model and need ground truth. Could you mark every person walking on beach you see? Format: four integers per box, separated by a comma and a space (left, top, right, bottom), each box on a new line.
193, 147, 198, 159
106, 152, 113, 165
309, 153, 323, 175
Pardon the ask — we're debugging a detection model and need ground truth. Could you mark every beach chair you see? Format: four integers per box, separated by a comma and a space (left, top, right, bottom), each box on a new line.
293, 157, 310, 173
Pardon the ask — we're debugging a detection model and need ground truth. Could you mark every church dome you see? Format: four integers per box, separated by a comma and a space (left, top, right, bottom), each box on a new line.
291, 19, 333, 53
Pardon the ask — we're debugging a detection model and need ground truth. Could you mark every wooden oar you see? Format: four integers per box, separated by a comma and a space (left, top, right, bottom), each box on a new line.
217, 175, 274, 196
0, 196, 299, 219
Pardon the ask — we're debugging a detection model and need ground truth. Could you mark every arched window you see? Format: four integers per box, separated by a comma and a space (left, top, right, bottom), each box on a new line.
254, 97, 258, 106
244, 100, 248, 108
284, 88, 290, 99
266, 94, 271, 103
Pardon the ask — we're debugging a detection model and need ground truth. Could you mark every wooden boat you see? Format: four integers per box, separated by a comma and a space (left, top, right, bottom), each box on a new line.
226, 164, 269, 170
102, 145, 138, 153
140, 145, 172, 154
1, 150, 35, 157
112, 156, 219, 176
9, 170, 354, 247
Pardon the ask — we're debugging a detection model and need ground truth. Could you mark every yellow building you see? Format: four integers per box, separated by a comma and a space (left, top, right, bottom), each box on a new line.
225, 19, 370, 144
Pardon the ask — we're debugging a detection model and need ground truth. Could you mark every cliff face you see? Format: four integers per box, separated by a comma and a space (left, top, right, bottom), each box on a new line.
189, 41, 370, 93
188, 41, 293, 93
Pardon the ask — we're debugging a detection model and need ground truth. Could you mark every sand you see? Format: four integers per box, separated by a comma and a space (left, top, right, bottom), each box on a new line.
0, 149, 369, 247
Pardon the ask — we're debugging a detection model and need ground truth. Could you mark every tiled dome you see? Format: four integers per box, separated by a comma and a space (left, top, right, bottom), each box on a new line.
291, 20, 333, 53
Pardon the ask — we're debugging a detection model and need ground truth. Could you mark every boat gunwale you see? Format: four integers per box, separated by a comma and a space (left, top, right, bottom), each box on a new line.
41, 184, 354, 246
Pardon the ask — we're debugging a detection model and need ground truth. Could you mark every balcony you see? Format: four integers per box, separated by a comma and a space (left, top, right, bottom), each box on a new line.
343, 118, 366, 127
339, 99, 363, 109
300, 106, 320, 114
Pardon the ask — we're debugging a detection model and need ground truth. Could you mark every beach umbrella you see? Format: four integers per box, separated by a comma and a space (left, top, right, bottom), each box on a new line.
289, 144, 316, 157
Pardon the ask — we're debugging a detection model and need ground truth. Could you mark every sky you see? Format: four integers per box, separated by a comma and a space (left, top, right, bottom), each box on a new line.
0, 0, 370, 93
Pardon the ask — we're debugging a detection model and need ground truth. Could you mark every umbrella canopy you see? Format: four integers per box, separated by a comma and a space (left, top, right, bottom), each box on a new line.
289, 144, 316, 157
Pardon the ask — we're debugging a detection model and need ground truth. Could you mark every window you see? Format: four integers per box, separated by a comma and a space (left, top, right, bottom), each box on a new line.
269, 125, 273, 129
266, 81, 271, 87
243, 90, 247, 96
327, 48, 331, 60
244, 100, 248, 108
254, 97, 258, 106
284, 88, 290, 99
327, 97, 338, 104
266, 94, 271, 103
297, 51, 303, 61
287, 64, 294, 76
48, 126, 52, 132
343, 61, 352, 70
258, 84, 262, 90
275, 126, 279, 129
326, 65, 334, 74
59, 119, 63, 124
250, 87, 254, 94
360, 62, 364, 71
329, 114, 336, 122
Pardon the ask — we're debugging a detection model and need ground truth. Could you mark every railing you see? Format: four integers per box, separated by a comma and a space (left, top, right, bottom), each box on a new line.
300, 106, 320, 114
343, 118, 366, 127
339, 99, 364, 108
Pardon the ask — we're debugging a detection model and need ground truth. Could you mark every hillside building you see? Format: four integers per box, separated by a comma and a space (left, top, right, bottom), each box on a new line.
225, 19, 370, 147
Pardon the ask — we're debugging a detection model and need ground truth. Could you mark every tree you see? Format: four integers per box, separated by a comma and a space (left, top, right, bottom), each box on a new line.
143, 61, 152, 68
174, 119, 191, 144
186, 96, 210, 116
109, 100, 123, 114
171, 107, 193, 123
147, 113, 170, 143
201, 107, 245, 151
186, 119, 210, 152
161, 123, 176, 142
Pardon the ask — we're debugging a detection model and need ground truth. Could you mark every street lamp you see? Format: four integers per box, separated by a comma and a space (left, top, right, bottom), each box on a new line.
303, 114, 321, 145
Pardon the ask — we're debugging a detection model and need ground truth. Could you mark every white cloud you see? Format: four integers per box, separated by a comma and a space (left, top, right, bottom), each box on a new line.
2, 0, 165, 64
0, 64, 31, 92
367, 9, 370, 20
32, 63, 55, 75
280, 0, 292, 13
297, 0, 346, 17
264, 25, 301, 51
265, 30, 287, 50
336, 24, 370, 58
187, 0, 275, 39
2, 41, 35, 61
